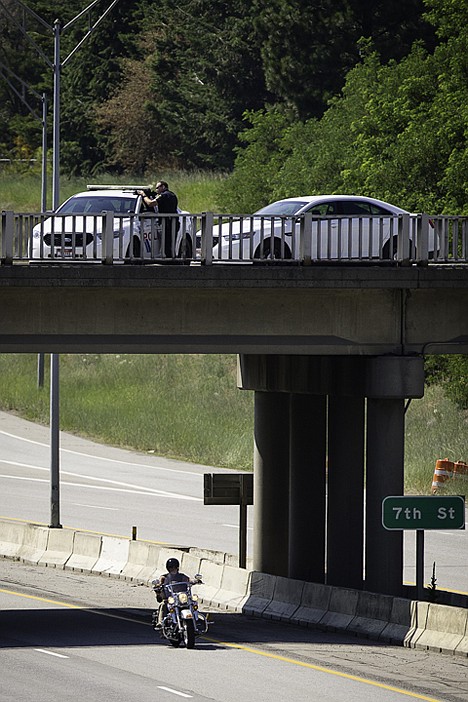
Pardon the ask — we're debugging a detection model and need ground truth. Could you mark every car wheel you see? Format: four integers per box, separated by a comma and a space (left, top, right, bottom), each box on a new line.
253, 238, 291, 262
383, 236, 417, 262
124, 236, 141, 263
178, 237, 193, 264
382, 236, 398, 260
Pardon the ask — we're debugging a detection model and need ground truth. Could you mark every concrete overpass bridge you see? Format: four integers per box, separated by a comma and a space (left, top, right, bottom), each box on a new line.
1, 262, 468, 598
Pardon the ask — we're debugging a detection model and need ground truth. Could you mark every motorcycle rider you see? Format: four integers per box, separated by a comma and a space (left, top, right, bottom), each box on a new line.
152, 557, 200, 630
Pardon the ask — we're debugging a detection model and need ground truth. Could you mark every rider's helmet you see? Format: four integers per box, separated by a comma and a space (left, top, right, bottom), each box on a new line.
166, 558, 180, 570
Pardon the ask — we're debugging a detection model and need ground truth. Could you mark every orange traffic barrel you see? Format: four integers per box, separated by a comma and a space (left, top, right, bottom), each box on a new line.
431, 458, 454, 493
453, 461, 468, 480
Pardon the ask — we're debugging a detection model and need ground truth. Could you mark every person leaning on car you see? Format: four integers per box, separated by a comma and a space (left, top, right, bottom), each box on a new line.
138, 181, 178, 258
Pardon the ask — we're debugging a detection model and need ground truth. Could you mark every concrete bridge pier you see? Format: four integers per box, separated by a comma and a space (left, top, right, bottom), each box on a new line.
327, 394, 365, 590
363, 356, 424, 595
365, 397, 405, 595
289, 394, 327, 582
240, 354, 424, 597
253, 391, 290, 576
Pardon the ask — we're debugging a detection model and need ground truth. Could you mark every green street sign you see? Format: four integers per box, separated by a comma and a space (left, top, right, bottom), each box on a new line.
382, 495, 465, 530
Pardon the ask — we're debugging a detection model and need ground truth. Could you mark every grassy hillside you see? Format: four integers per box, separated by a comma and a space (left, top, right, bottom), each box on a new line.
0, 354, 253, 470
0, 353, 467, 496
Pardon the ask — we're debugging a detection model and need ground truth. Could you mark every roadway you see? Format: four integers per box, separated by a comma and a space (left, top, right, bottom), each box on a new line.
1, 559, 466, 702
0, 410, 467, 593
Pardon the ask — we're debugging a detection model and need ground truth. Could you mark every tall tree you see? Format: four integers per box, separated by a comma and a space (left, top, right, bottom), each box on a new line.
0, 0, 144, 174
58, 0, 145, 175
104, 0, 270, 170
251, 0, 435, 119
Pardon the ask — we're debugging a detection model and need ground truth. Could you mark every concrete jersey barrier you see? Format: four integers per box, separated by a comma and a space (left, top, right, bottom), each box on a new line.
65, 531, 102, 573
0, 518, 466, 657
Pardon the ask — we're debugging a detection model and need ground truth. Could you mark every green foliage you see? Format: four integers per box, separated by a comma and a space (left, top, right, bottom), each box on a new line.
443, 357, 468, 410
217, 108, 292, 212
0, 0, 437, 175
435, 356, 468, 410
219, 9, 468, 215
424, 356, 450, 386
272, 48, 382, 200
251, 0, 434, 119
423, 0, 468, 39
424, 355, 468, 411
135, 0, 268, 170
0, 0, 146, 177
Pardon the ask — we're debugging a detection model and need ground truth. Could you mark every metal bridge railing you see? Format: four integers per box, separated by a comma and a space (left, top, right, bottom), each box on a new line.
1, 210, 467, 265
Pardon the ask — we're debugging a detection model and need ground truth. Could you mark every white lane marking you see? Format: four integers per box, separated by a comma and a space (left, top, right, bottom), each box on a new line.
0, 429, 201, 476
72, 503, 119, 511
0, 473, 200, 501
0, 462, 202, 501
157, 687, 192, 698
34, 649, 69, 659
223, 523, 253, 530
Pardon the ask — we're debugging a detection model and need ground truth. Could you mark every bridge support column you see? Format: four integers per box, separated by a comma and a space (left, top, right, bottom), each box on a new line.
253, 391, 290, 576
364, 356, 424, 596
365, 398, 405, 595
327, 395, 365, 589
289, 394, 327, 582
240, 354, 424, 596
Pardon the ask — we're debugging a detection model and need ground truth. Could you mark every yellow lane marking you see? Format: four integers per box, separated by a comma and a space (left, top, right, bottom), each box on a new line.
0, 588, 80, 608
0, 588, 148, 624
1, 586, 443, 702
201, 636, 444, 702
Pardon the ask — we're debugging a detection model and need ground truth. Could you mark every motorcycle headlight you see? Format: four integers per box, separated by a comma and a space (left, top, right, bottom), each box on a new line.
167, 596, 175, 605
178, 593, 188, 604
191, 594, 198, 602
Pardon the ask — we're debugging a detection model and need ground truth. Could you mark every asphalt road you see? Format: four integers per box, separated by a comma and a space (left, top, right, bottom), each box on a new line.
1, 560, 467, 702
0, 410, 467, 593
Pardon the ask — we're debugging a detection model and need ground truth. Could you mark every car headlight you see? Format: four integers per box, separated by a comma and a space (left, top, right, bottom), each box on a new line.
223, 231, 253, 241
95, 229, 123, 240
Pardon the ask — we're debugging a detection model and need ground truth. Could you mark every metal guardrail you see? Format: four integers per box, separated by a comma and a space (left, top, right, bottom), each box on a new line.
1, 210, 467, 265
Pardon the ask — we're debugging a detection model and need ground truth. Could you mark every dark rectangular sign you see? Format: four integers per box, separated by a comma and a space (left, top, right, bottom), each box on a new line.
382, 495, 465, 530
203, 473, 253, 505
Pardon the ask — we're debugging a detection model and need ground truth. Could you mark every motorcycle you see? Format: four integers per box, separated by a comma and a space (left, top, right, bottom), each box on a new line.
152, 577, 208, 649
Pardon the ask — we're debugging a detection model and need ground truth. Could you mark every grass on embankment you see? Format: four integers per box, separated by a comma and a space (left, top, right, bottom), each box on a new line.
0, 353, 467, 495
0, 354, 253, 470
0, 169, 226, 213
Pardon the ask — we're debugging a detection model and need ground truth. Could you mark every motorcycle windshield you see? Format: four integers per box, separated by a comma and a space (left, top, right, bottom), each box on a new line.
164, 582, 190, 595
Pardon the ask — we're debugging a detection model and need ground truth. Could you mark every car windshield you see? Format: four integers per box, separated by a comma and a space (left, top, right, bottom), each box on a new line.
255, 200, 309, 216
57, 196, 138, 215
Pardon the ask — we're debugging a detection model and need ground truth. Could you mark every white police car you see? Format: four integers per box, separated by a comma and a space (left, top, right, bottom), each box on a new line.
30, 185, 193, 262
